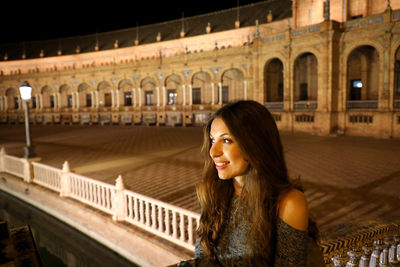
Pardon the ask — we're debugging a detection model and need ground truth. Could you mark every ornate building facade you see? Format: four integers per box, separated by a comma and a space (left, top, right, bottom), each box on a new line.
1, 0, 400, 139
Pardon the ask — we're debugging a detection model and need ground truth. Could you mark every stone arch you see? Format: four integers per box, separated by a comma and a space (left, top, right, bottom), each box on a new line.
347, 45, 379, 102
221, 68, 245, 104
5, 88, 18, 110
165, 74, 182, 105
293, 52, 318, 101
191, 71, 212, 104
264, 58, 284, 103
141, 77, 157, 106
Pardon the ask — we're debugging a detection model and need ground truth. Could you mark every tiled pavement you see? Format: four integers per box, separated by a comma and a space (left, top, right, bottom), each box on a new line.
1, 124, 399, 237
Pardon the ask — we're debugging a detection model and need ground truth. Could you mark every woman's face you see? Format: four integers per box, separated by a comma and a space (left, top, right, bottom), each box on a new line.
209, 117, 249, 180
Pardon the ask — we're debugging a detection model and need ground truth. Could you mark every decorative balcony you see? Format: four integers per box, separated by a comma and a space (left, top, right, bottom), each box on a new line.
264, 102, 284, 110
294, 101, 318, 110
346, 100, 378, 110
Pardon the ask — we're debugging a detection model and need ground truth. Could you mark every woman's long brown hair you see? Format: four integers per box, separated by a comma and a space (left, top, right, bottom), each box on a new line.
196, 100, 319, 264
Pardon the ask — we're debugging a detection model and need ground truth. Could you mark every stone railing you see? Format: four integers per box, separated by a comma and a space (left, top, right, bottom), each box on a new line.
0, 147, 200, 251
346, 100, 378, 110
264, 101, 284, 110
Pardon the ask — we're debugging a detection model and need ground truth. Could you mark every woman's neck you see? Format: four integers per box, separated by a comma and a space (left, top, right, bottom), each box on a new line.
233, 176, 245, 195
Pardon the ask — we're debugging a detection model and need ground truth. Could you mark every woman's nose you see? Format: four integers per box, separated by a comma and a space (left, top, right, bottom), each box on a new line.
210, 142, 222, 158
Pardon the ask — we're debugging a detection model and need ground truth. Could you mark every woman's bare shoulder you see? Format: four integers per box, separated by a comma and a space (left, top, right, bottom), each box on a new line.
277, 189, 309, 231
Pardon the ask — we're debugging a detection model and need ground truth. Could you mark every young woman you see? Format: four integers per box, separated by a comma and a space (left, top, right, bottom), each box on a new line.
193, 100, 324, 266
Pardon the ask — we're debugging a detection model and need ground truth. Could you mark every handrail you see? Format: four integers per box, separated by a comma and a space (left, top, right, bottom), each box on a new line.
1, 150, 200, 251
32, 161, 61, 192
3, 155, 25, 179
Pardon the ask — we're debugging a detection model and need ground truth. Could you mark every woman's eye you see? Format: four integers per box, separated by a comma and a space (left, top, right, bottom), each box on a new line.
210, 138, 215, 144
223, 138, 232, 144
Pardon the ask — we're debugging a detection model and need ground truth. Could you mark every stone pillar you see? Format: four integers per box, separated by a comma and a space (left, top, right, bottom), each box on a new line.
211, 83, 215, 105
113, 175, 126, 221
57, 93, 61, 108
133, 89, 137, 107
218, 82, 222, 105
76, 92, 80, 108
3, 96, 7, 110
95, 91, 99, 108
71, 93, 76, 108
189, 84, 193, 105
138, 88, 142, 107
116, 90, 120, 108
182, 85, 186, 106
162, 86, 166, 106
60, 161, 71, 197
156, 87, 160, 106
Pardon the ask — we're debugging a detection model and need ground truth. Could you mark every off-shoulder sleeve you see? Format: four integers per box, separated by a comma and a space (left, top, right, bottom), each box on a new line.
274, 218, 308, 267
194, 237, 204, 259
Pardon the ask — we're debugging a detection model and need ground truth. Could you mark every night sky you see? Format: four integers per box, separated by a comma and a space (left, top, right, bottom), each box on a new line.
1, 0, 266, 44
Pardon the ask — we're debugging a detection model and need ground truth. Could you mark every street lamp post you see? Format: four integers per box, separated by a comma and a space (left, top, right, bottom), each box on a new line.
19, 81, 35, 158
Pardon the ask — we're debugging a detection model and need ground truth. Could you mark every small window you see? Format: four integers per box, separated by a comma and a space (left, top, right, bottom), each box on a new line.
104, 93, 112, 107
222, 86, 229, 104
192, 88, 201, 104
86, 93, 92, 107
50, 95, 55, 108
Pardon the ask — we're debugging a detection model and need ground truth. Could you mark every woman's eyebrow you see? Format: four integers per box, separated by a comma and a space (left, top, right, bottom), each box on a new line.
210, 133, 229, 138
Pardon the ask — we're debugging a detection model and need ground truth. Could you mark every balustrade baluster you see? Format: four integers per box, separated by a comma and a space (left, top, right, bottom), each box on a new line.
172, 211, 177, 239
188, 217, 193, 245
127, 196, 132, 219
166, 209, 170, 235
145, 201, 150, 227
140, 199, 144, 224
134, 197, 138, 222
180, 213, 185, 242
151, 203, 156, 229
158, 206, 162, 232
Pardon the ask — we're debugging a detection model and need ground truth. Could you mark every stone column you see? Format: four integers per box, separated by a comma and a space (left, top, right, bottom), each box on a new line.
133, 89, 137, 107
218, 82, 222, 105
116, 90, 120, 108
162, 86, 166, 106
95, 91, 99, 108
189, 84, 193, 105
138, 88, 142, 107
156, 87, 160, 106
182, 85, 186, 106
76, 92, 80, 108
39, 95, 43, 110
211, 83, 215, 105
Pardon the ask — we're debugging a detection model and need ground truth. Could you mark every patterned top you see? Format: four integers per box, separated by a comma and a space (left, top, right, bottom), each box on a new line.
186, 195, 325, 267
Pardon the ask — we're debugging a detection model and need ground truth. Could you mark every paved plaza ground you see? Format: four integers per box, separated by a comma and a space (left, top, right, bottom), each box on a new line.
1, 124, 399, 239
